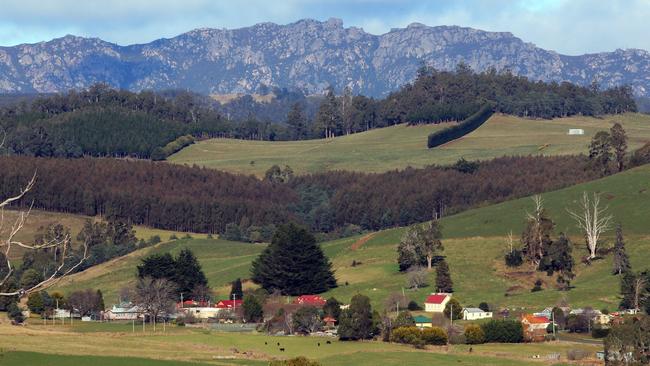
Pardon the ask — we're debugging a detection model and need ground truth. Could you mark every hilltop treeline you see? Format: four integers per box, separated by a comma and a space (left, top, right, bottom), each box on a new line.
0, 66, 637, 159
0, 155, 599, 235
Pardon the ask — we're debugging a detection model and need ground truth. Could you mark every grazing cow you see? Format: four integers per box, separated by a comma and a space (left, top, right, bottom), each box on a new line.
317, 343, 320, 347
279, 348, 285, 352
326, 340, 332, 344
277, 342, 280, 346
265, 342, 267, 345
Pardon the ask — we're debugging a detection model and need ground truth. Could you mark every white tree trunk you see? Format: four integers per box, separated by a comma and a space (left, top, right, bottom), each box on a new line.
568, 192, 613, 259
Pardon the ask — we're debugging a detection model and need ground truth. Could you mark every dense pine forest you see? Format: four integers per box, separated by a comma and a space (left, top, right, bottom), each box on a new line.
0, 65, 637, 160
0, 155, 600, 236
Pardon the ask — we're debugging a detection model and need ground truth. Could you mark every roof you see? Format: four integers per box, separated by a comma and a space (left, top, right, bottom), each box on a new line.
293, 295, 327, 306
522, 314, 550, 324
425, 294, 449, 304
215, 299, 243, 309
323, 316, 336, 322
414, 315, 432, 323
464, 307, 487, 314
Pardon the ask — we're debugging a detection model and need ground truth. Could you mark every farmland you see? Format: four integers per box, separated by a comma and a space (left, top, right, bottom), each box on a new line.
54, 164, 650, 312
0, 321, 600, 366
168, 113, 650, 176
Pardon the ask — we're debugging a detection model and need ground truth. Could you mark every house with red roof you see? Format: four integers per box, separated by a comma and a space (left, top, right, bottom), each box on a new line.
216, 299, 243, 309
521, 314, 551, 342
293, 295, 326, 307
424, 293, 451, 313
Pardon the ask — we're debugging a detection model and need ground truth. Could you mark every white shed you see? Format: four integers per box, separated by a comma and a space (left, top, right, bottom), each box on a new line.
463, 308, 493, 320
568, 129, 584, 135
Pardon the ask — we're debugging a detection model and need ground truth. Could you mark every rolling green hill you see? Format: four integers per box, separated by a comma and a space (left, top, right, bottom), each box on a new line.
54, 164, 650, 312
168, 113, 650, 176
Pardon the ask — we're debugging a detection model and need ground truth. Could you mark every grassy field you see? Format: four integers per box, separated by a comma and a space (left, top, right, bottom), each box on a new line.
1, 209, 209, 261
54, 165, 650, 313
168, 113, 650, 176
0, 321, 600, 365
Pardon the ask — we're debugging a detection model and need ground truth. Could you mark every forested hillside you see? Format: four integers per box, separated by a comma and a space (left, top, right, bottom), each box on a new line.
0, 67, 637, 160
0, 155, 600, 236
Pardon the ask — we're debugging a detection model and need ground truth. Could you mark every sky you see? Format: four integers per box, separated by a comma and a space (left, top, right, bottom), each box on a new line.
0, 0, 648, 55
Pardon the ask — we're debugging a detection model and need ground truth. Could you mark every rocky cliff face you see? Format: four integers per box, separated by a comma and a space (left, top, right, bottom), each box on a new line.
1, 18, 649, 96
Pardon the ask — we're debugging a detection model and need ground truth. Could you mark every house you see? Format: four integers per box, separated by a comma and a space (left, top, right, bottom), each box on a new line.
216, 299, 243, 310
521, 314, 551, 342
414, 315, 432, 328
293, 295, 326, 307
103, 303, 141, 321
462, 308, 493, 321
424, 293, 451, 313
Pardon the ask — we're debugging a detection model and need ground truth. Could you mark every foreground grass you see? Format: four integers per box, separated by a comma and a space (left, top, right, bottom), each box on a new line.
168, 113, 650, 176
0, 322, 599, 366
55, 165, 650, 313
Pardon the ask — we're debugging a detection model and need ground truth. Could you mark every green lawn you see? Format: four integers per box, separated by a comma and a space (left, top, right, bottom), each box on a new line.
54, 165, 650, 313
168, 113, 650, 176
0, 352, 218, 366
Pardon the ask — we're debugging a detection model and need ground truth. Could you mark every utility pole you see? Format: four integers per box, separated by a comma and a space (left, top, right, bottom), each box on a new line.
232, 293, 237, 317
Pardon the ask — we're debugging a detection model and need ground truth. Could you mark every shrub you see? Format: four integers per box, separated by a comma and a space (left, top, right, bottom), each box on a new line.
566, 314, 589, 333
464, 324, 485, 344
591, 326, 610, 339
427, 103, 495, 148
422, 327, 448, 345
444, 298, 463, 320
504, 249, 524, 267
531, 279, 543, 292
390, 326, 422, 345
148, 235, 161, 245
269, 357, 322, 366
169, 234, 178, 240
407, 300, 422, 311
394, 311, 416, 328
481, 320, 524, 343
7, 302, 25, 324
478, 302, 490, 312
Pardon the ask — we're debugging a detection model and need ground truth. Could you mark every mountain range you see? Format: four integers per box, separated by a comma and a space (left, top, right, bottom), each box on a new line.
1, 18, 650, 97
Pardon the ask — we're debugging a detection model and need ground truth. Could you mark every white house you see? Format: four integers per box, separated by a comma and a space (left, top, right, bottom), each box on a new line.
103, 303, 141, 321
462, 308, 493, 320
182, 307, 221, 319
568, 129, 584, 135
424, 293, 451, 313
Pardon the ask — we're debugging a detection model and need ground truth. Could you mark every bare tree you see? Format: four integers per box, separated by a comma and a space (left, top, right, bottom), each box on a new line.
567, 192, 613, 259
134, 277, 176, 331
633, 276, 647, 312
0, 174, 88, 297
522, 195, 548, 268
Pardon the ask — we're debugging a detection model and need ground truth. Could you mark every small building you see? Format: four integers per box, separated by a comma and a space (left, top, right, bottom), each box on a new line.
521, 314, 551, 342
568, 128, 584, 135
323, 316, 336, 328
414, 315, 432, 328
104, 303, 141, 321
293, 295, 327, 307
424, 293, 451, 313
183, 307, 221, 319
462, 308, 493, 321
533, 307, 553, 319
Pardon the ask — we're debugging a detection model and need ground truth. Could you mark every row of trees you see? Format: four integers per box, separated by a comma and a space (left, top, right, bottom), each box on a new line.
0, 154, 602, 236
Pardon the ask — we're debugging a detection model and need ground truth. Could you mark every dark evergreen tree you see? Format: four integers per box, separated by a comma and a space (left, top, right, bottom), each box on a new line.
250, 223, 336, 295
286, 102, 308, 140
589, 131, 613, 175
539, 233, 575, 290
314, 87, 342, 138
96, 289, 105, 311
137, 253, 177, 280
435, 259, 453, 293
612, 224, 631, 275
323, 297, 342, 321
610, 122, 628, 172
174, 249, 208, 298
394, 311, 416, 328
230, 278, 244, 301
338, 294, 374, 341
242, 294, 263, 322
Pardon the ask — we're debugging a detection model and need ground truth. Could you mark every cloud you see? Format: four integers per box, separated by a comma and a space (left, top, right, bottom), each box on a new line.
0, 0, 648, 54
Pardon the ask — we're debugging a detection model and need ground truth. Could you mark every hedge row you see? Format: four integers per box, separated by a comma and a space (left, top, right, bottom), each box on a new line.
426, 103, 495, 148
151, 134, 195, 161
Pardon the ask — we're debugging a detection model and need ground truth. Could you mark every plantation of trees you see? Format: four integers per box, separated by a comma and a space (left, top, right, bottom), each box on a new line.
0, 154, 601, 235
